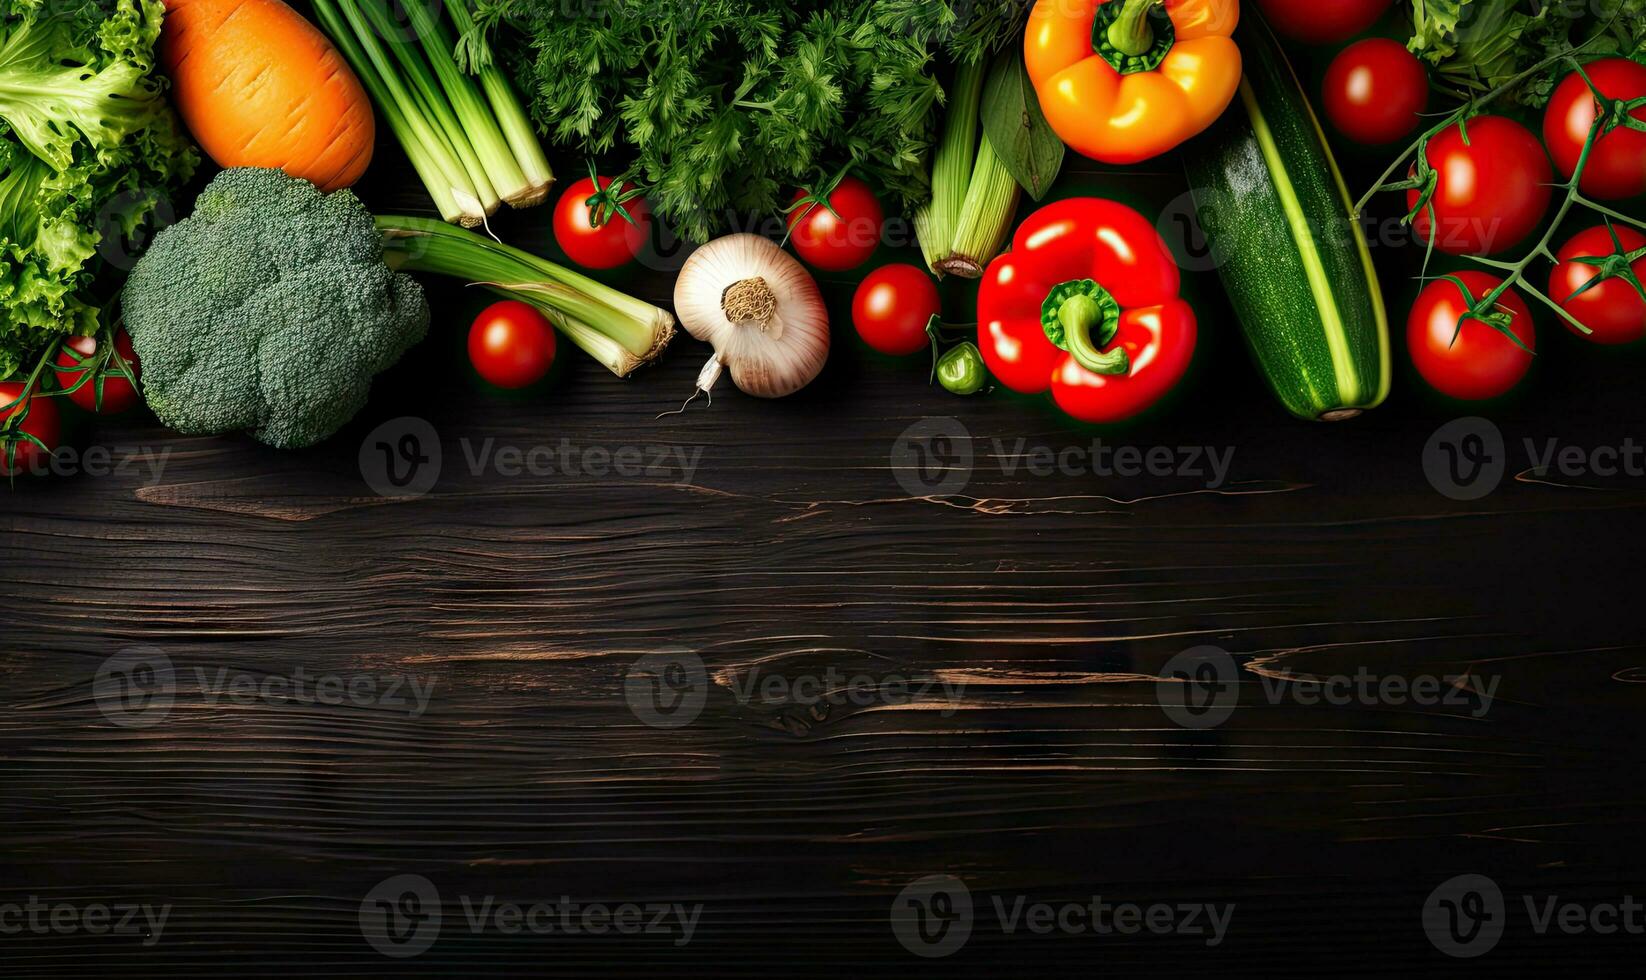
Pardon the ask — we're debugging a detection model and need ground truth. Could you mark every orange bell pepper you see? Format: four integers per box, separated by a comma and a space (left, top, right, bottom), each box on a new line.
1025, 0, 1242, 164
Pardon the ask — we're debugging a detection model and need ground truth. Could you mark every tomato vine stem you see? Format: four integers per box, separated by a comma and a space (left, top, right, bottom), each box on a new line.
1354, 11, 1641, 348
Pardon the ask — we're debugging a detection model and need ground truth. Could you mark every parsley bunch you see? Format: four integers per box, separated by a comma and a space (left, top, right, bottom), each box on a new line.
466, 0, 1029, 243
1409, 0, 1645, 107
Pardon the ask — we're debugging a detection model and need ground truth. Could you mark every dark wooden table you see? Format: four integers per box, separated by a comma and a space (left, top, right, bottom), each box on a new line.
6, 74, 1646, 976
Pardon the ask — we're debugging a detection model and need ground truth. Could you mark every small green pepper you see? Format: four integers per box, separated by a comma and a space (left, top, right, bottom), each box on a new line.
935, 342, 988, 395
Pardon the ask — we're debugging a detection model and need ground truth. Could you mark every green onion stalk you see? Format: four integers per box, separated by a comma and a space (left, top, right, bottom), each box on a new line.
915, 59, 1021, 278
311, 0, 553, 228
379, 217, 675, 377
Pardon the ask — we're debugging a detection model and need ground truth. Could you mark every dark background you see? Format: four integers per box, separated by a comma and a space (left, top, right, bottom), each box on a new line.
4, 13, 1646, 977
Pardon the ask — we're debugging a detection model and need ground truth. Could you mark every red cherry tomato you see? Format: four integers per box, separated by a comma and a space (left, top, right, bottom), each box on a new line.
56, 330, 141, 413
553, 176, 650, 270
468, 301, 558, 389
1543, 58, 1646, 201
786, 177, 884, 273
1407, 271, 1535, 400
1, 381, 61, 477
851, 264, 940, 356
1322, 38, 1428, 145
1549, 225, 1646, 345
1408, 116, 1552, 256
1255, 0, 1392, 43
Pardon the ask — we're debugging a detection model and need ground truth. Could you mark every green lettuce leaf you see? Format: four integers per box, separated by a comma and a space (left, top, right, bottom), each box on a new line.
0, 0, 197, 378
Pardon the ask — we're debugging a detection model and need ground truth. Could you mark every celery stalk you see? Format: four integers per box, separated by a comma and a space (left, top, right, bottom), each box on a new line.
945, 138, 1020, 279
445, 0, 555, 205
917, 59, 986, 277
313, 0, 488, 225
395, 0, 533, 207
377, 217, 676, 376
346, 0, 501, 215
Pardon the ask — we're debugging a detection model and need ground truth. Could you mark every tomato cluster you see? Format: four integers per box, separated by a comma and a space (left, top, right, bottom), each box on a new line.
1300, 13, 1646, 402
1, 328, 148, 478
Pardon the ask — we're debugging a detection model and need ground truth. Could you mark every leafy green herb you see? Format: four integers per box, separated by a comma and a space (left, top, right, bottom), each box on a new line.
0, 0, 198, 379
1409, 0, 1646, 106
981, 45, 1064, 202
467, 0, 1030, 243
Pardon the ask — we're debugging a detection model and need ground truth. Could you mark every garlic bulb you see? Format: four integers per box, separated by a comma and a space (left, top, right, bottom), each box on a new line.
671, 234, 830, 403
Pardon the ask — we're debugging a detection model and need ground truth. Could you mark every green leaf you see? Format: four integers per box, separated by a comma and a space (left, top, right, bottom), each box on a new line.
979, 45, 1062, 202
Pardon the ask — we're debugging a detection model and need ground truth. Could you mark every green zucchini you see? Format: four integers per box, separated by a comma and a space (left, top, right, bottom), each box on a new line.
1186, 17, 1391, 421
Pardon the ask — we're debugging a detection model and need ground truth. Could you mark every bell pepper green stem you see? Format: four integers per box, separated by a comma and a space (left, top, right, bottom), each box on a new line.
1094, 0, 1174, 74
1041, 279, 1128, 375
1108, 0, 1163, 55
1062, 296, 1128, 375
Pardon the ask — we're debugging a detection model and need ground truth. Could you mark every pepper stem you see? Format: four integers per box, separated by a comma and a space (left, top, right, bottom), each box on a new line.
1108, 0, 1164, 56
1092, 0, 1175, 74
1041, 279, 1128, 376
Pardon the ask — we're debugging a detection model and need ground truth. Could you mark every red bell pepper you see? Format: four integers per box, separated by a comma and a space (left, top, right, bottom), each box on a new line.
977, 198, 1196, 423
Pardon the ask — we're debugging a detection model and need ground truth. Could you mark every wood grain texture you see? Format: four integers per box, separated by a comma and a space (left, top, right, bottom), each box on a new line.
5, 44, 1646, 978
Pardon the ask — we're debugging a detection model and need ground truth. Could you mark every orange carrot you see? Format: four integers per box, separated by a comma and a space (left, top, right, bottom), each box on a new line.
160, 0, 376, 192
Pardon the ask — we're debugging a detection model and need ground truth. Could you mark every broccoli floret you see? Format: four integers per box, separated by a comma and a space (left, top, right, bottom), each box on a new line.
122, 168, 430, 449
